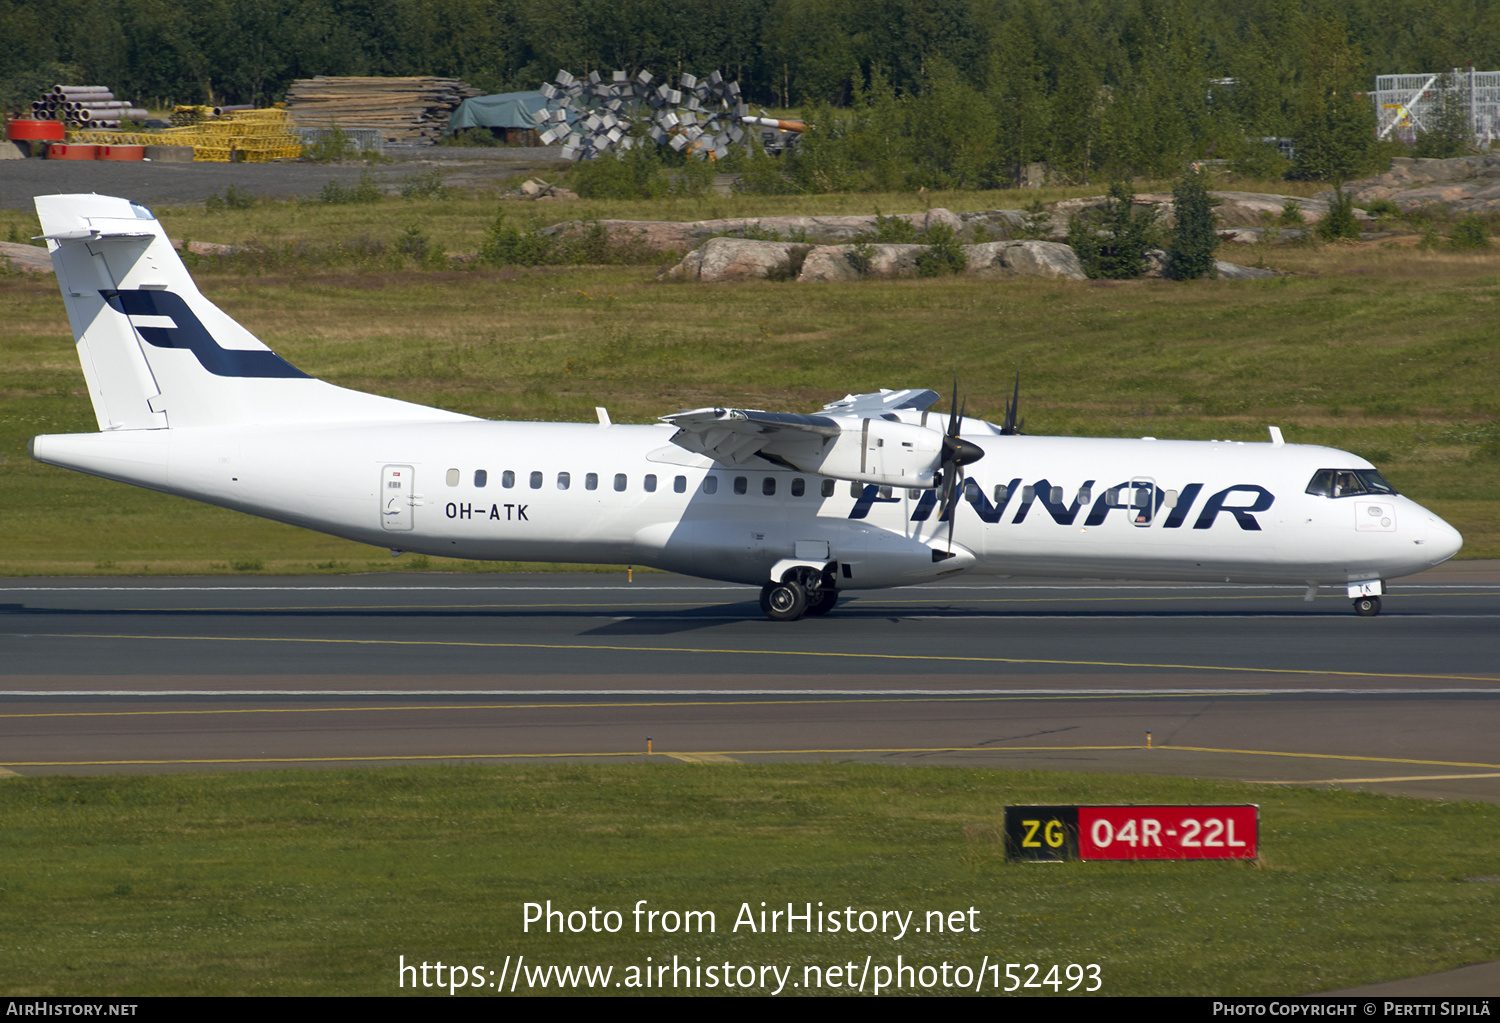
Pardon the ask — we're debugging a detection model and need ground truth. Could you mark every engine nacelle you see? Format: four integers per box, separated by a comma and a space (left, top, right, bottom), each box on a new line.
791, 418, 944, 488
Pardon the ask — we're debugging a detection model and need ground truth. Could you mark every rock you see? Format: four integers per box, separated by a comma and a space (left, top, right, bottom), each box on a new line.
0, 241, 52, 273
663, 238, 803, 281
1143, 248, 1172, 278
796, 243, 928, 282
997, 240, 1086, 280
548, 209, 967, 254
964, 242, 1014, 276
1213, 260, 1277, 279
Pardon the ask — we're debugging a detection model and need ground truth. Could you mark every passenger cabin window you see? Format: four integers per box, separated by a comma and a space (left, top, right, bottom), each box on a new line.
614, 473, 627, 492
474, 470, 487, 488
530, 471, 543, 489
1306, 468, 1398, 498
703, 475, 718, 495
734, 476, 748, 495
557, 472, 570, 490
763, 477, 776, 496
791, 478, 805, 497
586, 472, 598, 491
821, 480, 835, 498
644, 474, 657, 493
446, 468, 460, 487
994, 484, 1008, 503
674, 475, 687, 493
502, 470, 515, 488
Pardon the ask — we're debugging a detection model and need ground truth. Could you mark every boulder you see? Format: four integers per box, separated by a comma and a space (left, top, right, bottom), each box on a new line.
663, 238, 803, 282
0, 241, 53, 273
1213, 260, 1276, 280
796, 243, 928, 282
997, 240, 1087, 280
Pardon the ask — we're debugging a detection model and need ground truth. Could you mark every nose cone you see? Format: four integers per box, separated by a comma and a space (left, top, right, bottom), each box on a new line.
1424, 510, 1464, 566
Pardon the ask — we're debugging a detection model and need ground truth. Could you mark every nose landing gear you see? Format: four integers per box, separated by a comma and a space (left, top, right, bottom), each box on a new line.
1353, 595, 1382, 617
760, 579, 808, 621
759, 566, 839, 621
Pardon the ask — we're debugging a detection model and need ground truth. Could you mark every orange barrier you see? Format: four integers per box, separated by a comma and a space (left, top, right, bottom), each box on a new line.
6, 119, 65, 141
46, 143, 97, 159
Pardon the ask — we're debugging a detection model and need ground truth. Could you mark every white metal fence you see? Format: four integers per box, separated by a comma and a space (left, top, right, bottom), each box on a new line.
1371, 69, 1500, 145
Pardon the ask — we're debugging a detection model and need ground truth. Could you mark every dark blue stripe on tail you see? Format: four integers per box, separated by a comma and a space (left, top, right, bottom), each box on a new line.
102, 289, 309, 379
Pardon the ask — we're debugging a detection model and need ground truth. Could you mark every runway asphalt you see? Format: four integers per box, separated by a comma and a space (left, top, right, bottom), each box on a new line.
3, 562, 1496, 804
3, 563, 1498, 996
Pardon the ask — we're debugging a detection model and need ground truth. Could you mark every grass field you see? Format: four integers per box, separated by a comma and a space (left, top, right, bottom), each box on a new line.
0, 763, 1495, 996
1, 186, 1497, 573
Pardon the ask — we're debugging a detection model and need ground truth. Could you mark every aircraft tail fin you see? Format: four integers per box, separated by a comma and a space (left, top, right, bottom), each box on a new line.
35, 194, 468, 431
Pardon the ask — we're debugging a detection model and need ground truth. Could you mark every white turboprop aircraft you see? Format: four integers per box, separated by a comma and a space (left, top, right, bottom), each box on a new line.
29, 194, 1463, 619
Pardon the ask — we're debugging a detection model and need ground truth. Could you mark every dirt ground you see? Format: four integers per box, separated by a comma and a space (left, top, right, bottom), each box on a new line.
0, 146, 569, 211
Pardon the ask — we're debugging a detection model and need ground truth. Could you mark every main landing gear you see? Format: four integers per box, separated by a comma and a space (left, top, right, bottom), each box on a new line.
1353, 595, 1382, 617
759, 577, 838, 621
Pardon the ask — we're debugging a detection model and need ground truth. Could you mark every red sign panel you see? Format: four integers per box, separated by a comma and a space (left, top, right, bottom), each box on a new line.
1077, 805, 1258, 860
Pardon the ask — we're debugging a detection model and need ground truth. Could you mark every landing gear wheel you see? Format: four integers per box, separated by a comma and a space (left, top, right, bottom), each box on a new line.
760, 580, 808, 621
1353, 595, 1382, 617
804, 589, 839, 616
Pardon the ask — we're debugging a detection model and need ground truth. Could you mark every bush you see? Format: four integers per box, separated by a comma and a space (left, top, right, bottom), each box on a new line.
915, 222, 968, 277
1015, 199, 1053, 240
399, 170, 451, 200
313, 170, 382, 205
205, 184, 257, 213
1067, 181, 1161, 279
1317, 189, 1361, 241
475, 210, 659, 268
1168, 167, 1219, 279
302, 124, 356, 162
736, 141, 802, 195
868, 211, 918, 243
439, 128, 504, 147
1450, 214, 1491, 249
567, 140, 713, 201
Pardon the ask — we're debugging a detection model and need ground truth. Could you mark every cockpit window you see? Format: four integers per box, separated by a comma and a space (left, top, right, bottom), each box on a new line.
1305, 469, 1398, 498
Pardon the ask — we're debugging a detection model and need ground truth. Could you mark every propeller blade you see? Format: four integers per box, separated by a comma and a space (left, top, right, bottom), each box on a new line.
1002, 370, 1023, 436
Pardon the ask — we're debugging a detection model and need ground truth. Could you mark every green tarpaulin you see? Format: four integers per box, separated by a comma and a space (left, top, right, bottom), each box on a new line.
448, 91, 550, 132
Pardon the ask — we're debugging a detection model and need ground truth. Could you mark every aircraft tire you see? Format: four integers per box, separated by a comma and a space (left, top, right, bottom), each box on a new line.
1353, 596, 1382, 617
760, 580, 808, 621
804, 590, 839, 616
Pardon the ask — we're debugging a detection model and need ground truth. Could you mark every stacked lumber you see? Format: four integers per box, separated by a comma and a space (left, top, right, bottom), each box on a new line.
283, 76, 482, 144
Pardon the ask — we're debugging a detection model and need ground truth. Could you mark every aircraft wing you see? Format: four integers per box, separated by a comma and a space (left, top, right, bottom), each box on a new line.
660, 408, 841, 465
661, 388, 948, 485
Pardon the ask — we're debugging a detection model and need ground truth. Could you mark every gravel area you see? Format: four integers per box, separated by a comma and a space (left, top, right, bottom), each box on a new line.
0, 146, 570, 211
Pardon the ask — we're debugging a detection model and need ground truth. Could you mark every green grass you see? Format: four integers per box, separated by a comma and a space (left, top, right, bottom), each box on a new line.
0, 763, 1494, 996
2, 193, 1498, 574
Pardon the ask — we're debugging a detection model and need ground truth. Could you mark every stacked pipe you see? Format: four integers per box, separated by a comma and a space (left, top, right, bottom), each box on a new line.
28, 85, 148, 128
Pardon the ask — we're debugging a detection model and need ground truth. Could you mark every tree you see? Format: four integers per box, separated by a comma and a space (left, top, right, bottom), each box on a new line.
1412, 71, 1471, 159
1169, 167, 1219, 278
1316, 187, 1361, 241
1289, 16, 1377, 182
1067, 180, 1160, 280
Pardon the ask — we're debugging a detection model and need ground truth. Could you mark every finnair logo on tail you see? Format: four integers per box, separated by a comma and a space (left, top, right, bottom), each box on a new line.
101, 289, 309, 379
